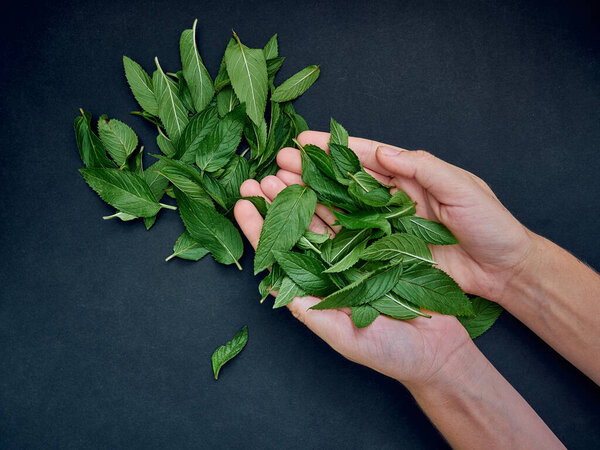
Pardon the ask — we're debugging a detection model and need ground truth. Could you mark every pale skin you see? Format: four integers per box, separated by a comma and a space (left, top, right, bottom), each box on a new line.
234, 131, 600, 449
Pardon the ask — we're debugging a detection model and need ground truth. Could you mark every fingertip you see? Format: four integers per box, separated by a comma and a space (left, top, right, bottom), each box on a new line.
297, 130, 329, 148
239, 179, 261, 197
233, 199, 263, 250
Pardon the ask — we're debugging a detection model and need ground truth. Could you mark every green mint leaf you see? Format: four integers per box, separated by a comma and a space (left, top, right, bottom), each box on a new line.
166, 231, 209, 262
97, 115, 138, 167
218, 155, 249, 199
347, 170, 391, 207
80, 168, 162, 218
175, 106, 219, 163
350, 305, 380, 328
263, 34, 278, 59
144, 159, 169, 201
225, 32, 268, 126
321, 228, 372, 265
259, 263, 284, 303
273, 251, 334, 297
458, 297, 503, 339
180, 19, 214, 113
362, 233, 436, 265
323, 239, 367, 273
333, 210, 391, 235
254, 184, 317, 274
302, 230, 331, 245
201, 172, 230, 210
174, 188, 243, 269
370, 292, 426, 320
329, 143, 362, 178
102, 211, 138, 221
153, 58, 189, 142
270, 65, 320, 103
156, 128, 176, 157
74, 110, 114, 168
311, 262, 403, 310
244, 117, 267, 158
399, 216, 458, 245
211, 325, 248, 380
176, 70, 196, 113
242, 196, 269, 217
329, 118, 349, 146
196, 104, 245, 172
393, 266, 473, 316
273, 276, 305, 309
216, 86, 240, 117
155, 163, 213, 209
303, 144, 337, 179
122, 56, 159, 116
126, 147, 144, 175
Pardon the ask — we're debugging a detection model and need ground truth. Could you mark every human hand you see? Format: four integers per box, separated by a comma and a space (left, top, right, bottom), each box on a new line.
233, 133, 489, 386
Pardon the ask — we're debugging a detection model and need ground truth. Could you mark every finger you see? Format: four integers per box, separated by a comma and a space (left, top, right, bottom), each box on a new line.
276, 170, 341, 234
298, 130, 405, 177
376, 147, 477, 206
240, 179, 271, 203
276, 147, 302, 174
260, 175, 332, 234
233, 199, 263, 250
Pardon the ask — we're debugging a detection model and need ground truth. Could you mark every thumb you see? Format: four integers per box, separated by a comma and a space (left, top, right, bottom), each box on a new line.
376, 146, 474, 206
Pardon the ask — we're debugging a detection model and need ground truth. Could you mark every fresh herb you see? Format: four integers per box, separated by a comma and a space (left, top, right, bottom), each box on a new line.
211, 326, 248, 380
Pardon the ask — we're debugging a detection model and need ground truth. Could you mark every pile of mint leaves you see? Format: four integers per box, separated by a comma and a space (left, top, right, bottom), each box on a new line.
75, 20, 501, 377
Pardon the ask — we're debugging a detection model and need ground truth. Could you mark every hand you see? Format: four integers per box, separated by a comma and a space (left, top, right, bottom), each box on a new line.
232, 132, 505, 386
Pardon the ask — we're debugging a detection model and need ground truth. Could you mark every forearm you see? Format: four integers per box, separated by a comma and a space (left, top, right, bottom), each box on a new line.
500, 233, 600, 384
405, 341, 564, 449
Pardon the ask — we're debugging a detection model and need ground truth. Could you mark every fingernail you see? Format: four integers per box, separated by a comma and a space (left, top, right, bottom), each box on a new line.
378, 146, 401, 156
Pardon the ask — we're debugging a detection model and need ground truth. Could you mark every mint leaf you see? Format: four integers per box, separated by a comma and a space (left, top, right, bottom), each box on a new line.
266, 57, 285, 79
153, 58, 189, 142
329, 118, 349, 146
370, 292, 426, 320
321, 228, 372, 265
329, 143, 361, 179
312, 263, 403, 310
175, 189, 243, 269
362, 233, 436, 265
347, 170, 391, 207
211, 326, 248, 380
123, 56, 159, 116
216, 86, 240, 117
218, 155, 249, 199
393, 266, 473, 316
175, 106, 219, 163
263, 34, 278, 59
458, 297, 503, 338
271, 65, 320, 102
80, 168, 162, 218
273, 276, 305, 309
273, 251, 334, 297
323, 239, 367, 273
97, 115, 138, 167
74, 110, 114, 168
399, 216, 458, 245
166, 231, 209, 262
225, 32, 268, 126
180, 19, 214, 113
351, 305, 380, 328
155, 163, 214, 208
333, 210, 391, 235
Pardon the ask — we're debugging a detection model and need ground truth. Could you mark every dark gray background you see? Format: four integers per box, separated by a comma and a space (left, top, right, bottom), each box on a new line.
1, 0, 599, 448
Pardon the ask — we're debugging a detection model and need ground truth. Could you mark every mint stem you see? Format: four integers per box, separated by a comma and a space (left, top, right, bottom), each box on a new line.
159, 202, 178, 211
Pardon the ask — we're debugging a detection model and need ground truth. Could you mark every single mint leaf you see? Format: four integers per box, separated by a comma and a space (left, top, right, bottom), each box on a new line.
218, 154, 249, 199
180, 19, 214, 113
216, 86, 240, 117
156, 128, 176, 157
144, 159, 169, 202
302, 230, 330, 245
244, 118, 267, 159
370, 292, 426, 320
312, 263, 403, 310
393, 266, 473, 316
166, 231, 209, 262
254, 184, 317, 274
214, 38, 235, 92
323, 239, 368, 273
399, 216, 458, 245
259, 263, 284, 303
362, 233, 436, 265
351, 305, 380, 328
153, 58, 189, 142
123, 55, 159, 115
225, 32, 268, 126
97, 115, 138, 167
174, 189, 243, 269
329, 143, 361, 179
211, 326, 248, 380
74, 110, 114, 168
80, 168, 163, 217
176, 70, 196, 113
321, 228, 372, 265
334, 210, 391, 235
263, 34, 278, 59
303, 144, 336, 179
273, 251, 334, 297
266, 57, 285, 79
271, 65, 320, 102
329, 118, 349, 147
273, 276, 305, 309
196, 104, 245, 172
458, 297, 503, 339
347, 170, 391, 207
155, 163, 213, 208
175, 106, 219, 163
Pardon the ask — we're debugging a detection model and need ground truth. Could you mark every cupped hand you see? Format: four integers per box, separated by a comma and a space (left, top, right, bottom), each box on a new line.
234, 142, 477, 386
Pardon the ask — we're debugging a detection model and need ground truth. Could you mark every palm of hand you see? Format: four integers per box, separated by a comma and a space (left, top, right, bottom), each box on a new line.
234, 131, 525, 383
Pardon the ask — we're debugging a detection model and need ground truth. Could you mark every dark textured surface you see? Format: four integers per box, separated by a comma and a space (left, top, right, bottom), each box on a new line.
1, 0, 599, 448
